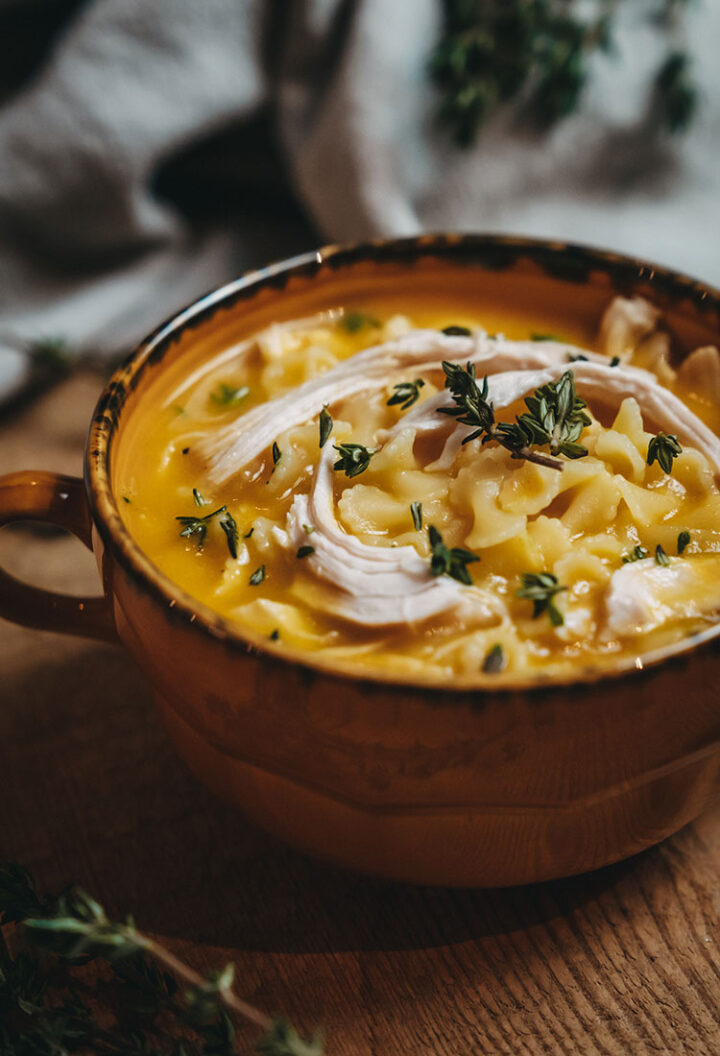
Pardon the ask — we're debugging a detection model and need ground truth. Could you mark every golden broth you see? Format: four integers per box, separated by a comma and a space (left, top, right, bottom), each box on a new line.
116, 298, 720, 680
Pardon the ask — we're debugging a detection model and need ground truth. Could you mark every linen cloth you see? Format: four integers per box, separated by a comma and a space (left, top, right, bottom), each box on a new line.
1, 0, 719, 401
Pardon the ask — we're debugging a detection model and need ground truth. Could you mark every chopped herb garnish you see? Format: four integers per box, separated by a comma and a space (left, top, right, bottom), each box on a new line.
531, 332, 561, 342
677, 530, 691, 555
177, 501, 238, 559
517, 572, 566, 626
172, 404, 186, 417
319, 404, 333, 448
341, 311, 378, 333
333, 442, 377, 478
439, 362, 590, 470
122, 495, 131, 504
211, 382, 250, 407
272, 441, 281, 467
427, 524, 479, 585
441, 325, 472, 337
177, 505, 227, 550
410, 501, 423, 531
387, 377, 425, 411
655, 544, 671, 567
623, 545, 649, 564
568, 353, 588, 362
482, 643, 506, 674
218, 510, 239, 559
243, 526, 254, 538
302, 523, 316, 535
269, 628, 280, 641
296, 545, 315, 559
647, 431, 683, 474
249, 565, 265, 586
181, 446, 190, 454
610, 356, 621, 367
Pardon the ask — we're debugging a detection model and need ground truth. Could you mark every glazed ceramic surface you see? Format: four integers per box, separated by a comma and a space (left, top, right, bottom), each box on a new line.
2, 235, 720, 886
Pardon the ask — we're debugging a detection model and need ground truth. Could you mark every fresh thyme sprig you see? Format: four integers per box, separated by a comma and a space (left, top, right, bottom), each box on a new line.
0, 862, 323, 1056
647, 431, 682, 474
333, 442, 377, 478
387, 378, 425, 411
439, 362, 590, 470
427, 525, 479, 585
176, 500, 238, 559
517, 572, 567, 626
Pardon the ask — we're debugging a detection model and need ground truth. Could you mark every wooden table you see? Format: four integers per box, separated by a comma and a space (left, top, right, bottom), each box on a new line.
2, 373, 719, 1055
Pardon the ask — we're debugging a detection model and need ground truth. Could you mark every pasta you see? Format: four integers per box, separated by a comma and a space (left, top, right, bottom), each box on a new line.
117, 300, 720, 680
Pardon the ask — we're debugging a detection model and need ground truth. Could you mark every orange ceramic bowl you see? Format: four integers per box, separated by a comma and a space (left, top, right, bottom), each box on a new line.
2, 235, 720, 887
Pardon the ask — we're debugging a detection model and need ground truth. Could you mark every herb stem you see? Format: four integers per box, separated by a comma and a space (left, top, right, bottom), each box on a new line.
140, 936, 273, 1032
508, 443, 564, 472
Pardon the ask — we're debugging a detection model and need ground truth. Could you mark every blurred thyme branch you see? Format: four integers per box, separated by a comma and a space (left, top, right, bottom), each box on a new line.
429, 0, 698, 147
0, 862, 324, 1056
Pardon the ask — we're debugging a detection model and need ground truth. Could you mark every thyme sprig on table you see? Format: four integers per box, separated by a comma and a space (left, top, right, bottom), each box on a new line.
0, 862, 323, 1056
439, 362, 590, 470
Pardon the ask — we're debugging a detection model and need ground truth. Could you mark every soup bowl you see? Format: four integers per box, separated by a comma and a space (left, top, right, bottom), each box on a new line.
2, 234, 720, 887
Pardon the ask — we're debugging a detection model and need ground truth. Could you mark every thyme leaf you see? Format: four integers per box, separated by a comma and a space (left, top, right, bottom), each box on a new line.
332, 442, 377, 478
441, 325, 472, 337
623, 545, 649, 564
410, 501, 423, 531
677, 530, 691, 555
387, 377, 425, 411
427, 524, 479, 585
211, 382, 250, 408
482, 643, 506, 674
192, 488, 208, 507
517, 572, 566, 626
647, 431, 682, 474
296, 545, 315, 559
341, 311, 379, 333
655, 544, 671, 567
272, 441, 282, 467
218, 510, 239, 560
319, 405, 333, 448
249, 565, 266, 586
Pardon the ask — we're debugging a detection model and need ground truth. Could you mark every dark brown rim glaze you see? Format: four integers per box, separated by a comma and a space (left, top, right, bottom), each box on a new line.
86, 233, 720, 693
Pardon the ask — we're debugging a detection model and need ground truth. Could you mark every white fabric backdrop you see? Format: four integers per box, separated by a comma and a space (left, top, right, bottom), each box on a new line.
1, 0, 719, 399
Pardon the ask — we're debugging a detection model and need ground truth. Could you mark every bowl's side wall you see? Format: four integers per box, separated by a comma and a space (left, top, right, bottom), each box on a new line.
108, 559, 720, 885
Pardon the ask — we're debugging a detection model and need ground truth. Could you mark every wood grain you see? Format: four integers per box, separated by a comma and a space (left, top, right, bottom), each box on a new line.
1, 374, 719, 1054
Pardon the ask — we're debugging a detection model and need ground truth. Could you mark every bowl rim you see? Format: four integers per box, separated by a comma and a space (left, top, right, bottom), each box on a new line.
86, 231, 720, 694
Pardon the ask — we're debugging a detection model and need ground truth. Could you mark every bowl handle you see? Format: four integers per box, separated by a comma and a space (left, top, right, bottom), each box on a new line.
0, 471, 117, 642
